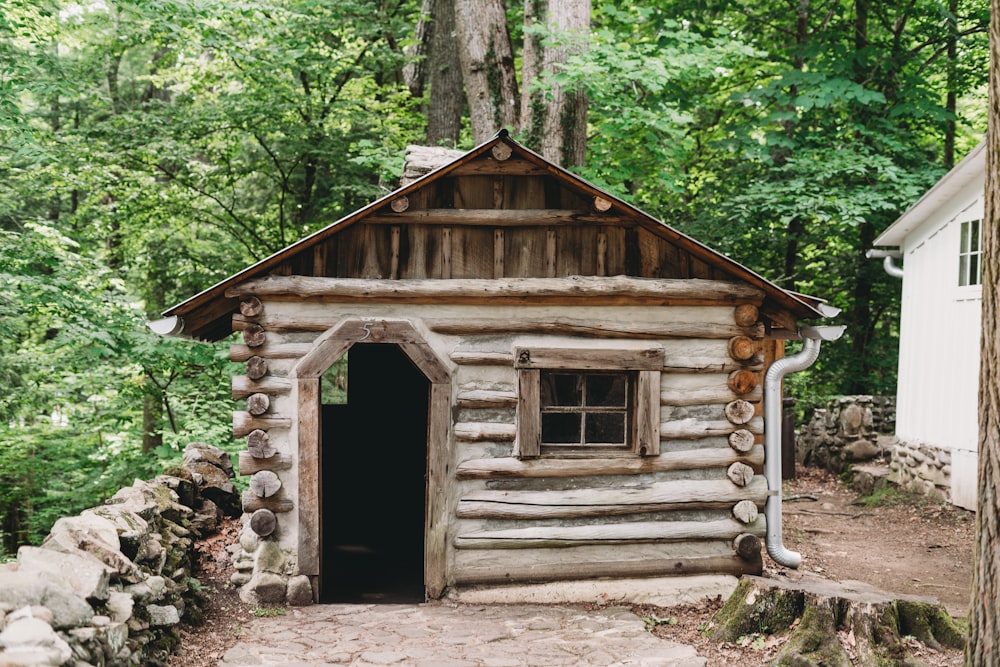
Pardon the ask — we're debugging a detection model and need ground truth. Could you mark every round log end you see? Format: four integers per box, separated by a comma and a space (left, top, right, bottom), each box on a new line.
247, 429, 276, 459
728, 429, 756, 453
390, 195, 409, 212
247, 392, 271, 416
727, 370, 759, 396
727, 335, 757, 361
240, 296, 263, 318
733, 304, 759, 327
250, 470, 282, 498
250, 508, 277, 537
727, 462, 755, 487
725, 399, 756, 425
732, 500, 759, 524
242, 323, 266, 347
593, 196, 612, 212
733, 533, 761, 560
491, 143, 513, 161
246, 356, 269, 381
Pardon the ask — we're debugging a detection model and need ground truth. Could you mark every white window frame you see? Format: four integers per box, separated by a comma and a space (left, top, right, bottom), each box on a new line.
958, 219, 982, 287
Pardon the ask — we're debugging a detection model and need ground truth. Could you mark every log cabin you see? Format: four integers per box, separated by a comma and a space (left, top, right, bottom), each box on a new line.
153, 131, 842, 605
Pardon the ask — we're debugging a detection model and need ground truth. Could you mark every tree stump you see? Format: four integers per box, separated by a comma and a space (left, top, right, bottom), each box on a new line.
710, 576, 964, 665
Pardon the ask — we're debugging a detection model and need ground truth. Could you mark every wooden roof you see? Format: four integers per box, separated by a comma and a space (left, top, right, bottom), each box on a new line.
163, 130, 826, 341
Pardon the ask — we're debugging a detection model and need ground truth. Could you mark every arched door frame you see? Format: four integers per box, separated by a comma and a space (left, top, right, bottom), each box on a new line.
292, 318, 452, 600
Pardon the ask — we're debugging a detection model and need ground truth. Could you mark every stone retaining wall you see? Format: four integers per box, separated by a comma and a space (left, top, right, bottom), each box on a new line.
796, 395, 895, 475
0, 442, 240, 666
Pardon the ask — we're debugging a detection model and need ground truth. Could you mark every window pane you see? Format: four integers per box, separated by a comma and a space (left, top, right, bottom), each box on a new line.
961, 221, 971, 253
541, 374, 582, 407
542, 413, 581, 444
586, 374, 626, 406
585, 413, 626, 444
971, 253, 981, 286
971, 220, 981, 252
959, 255, 969, 286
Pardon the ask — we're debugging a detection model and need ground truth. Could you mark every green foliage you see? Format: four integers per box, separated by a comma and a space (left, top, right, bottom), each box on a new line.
0, 0, 990, 553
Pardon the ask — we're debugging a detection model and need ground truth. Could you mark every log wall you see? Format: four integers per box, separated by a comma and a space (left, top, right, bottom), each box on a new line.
228, 286, 774, 596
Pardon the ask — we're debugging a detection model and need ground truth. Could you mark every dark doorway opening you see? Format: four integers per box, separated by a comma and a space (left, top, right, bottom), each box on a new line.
320, 343, 429, 603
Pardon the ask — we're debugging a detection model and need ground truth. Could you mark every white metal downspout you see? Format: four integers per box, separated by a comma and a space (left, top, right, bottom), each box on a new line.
866, 249, 903, 279
764, 325, 845, 568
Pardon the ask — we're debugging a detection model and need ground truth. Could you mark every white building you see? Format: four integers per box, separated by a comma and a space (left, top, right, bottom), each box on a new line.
872, 142, 984, 510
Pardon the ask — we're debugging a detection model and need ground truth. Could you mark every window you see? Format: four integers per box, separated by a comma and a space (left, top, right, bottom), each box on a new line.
540, 372, 631, 449
959, 219, 982, 287
515, 347, 662, 458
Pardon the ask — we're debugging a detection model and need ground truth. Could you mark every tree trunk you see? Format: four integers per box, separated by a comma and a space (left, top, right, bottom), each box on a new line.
453, 0, 519, 143
967, 2, 1000, 661
426, 0, 463, 145
141, 390, 163, 454
943, 0, 958, 169
713, 576, 963, 665
403, 0, 435, 98
519, 0, 590, 166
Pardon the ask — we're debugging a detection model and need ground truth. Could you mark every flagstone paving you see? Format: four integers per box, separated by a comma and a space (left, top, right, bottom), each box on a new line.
218, 602, 706, 667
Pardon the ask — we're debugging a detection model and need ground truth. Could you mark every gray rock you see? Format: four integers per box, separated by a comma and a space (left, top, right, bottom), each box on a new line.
0, 616, 73, 665
0, 572, 93, 629
98, 592, 127, 625
158, 473, 197, 509
131, 479, 192, 524
104, 486, 159, 521
41, 514, 138, 582
17, 546, 110, 602
84, 505, 149, 561
239, 572, 286, 605
843, 438, 880, 462
146, 605, 180, 627
254, 542, 286, 574
286, 575, 314, 607
6, 606, 53, 626
239, 529, 260, 553
190, 499, 221, 535
125, 575, 167, 603
229, 572, 252, 587
98, 622, 129, 655
183, 442, 234, 477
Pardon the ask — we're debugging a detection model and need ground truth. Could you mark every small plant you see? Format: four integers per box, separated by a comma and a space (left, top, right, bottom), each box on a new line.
642, 614, 677, 631
737, 633, 768, 650
252, 607, 286, 618
853, 486, 918, 508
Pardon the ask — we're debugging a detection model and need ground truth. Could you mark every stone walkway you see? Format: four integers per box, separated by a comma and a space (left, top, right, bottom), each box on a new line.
218, 602, 706, 667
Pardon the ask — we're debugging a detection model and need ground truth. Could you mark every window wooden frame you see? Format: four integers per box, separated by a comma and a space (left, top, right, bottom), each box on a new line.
514, 347, 661, 458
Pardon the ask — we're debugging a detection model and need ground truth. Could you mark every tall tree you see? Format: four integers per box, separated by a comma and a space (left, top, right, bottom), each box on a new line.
521, 0, 591, 166
427, 0, 464, 145
453, 0, 519, 142
967, 1, 1000, 661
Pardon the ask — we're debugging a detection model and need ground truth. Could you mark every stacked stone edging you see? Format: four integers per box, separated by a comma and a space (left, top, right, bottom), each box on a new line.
888, 439, 951, 501
0, 442, 240, 667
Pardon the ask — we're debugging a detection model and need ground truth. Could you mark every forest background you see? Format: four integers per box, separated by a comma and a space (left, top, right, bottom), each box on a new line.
0, 0, 989, 554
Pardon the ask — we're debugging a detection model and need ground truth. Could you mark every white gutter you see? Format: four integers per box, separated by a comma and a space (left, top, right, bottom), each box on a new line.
764, 325, 846, 568
866, 249, 903, 279
147, 316, 185, 337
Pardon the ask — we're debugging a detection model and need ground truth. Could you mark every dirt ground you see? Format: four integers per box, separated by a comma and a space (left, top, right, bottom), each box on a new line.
170, 464, 975, 667
635, 464, 975, 667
